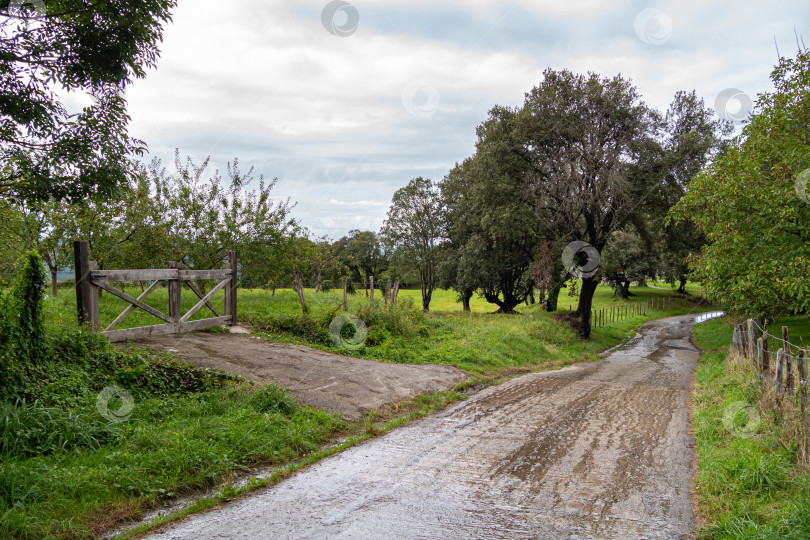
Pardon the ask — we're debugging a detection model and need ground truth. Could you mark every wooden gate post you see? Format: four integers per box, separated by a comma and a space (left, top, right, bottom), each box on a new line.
369, 276, 374, 303
74, 241, 99, 331
168, 262, 182, 323
224, 250, 238, 325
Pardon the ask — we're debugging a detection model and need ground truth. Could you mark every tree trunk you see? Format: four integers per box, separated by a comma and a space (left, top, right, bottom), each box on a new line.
293, 271, 308, 315
392, 278, 400, 305
576, 277, 599, 338
546, 281, 563, 312
50, 269, 58, 296
314, 269, 322, 293
677, 278, 687, 294
420, 273, 433, 312
461, 289, 472, 312
484, 292, 520, 314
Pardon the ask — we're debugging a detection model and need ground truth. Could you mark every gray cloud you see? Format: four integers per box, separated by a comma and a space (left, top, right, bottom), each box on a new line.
127, 0, 810, 239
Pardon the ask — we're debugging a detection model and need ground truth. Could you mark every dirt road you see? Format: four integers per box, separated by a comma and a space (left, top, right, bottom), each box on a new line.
148, 314, 704, 539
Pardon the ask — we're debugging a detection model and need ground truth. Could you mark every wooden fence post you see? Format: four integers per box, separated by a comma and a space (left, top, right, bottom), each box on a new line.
392, 278, 400, 305
762, 331, 770, 374
783, 326, 794, 395
369, 276, 374, 303
168, 261, 182, 323
775, 348, 784, 394
343, 277, 348, 311
384, 279, 392, 306
797, 349, 807, 415
756, 337, 765, 374
747, 319, 756, 369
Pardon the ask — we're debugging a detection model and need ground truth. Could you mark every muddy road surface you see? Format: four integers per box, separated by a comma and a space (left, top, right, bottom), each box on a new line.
148, 314, 705, 539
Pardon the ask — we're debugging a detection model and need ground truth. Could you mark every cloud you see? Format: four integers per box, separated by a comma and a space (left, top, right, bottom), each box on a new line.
126, 0, 810, 239
329, 199, 388, 207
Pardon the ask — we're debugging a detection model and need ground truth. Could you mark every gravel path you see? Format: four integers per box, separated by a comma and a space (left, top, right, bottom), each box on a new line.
148, 314, 703, 539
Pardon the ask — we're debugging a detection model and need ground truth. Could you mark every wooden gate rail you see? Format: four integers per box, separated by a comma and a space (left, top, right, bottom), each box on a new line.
74, 241, 237, 342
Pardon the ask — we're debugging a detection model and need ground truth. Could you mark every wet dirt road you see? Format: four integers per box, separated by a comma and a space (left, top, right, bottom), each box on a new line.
148, 314, 704, 539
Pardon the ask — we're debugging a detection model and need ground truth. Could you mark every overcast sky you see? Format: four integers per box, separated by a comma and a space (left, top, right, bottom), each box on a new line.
123, 0, 809, 239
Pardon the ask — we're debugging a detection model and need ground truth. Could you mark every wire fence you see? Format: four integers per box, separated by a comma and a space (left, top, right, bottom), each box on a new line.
732, 319, 809, 407
585, 293, 713, 328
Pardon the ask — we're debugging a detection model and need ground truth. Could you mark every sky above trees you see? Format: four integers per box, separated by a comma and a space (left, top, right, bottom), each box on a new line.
61, 0, 810, 238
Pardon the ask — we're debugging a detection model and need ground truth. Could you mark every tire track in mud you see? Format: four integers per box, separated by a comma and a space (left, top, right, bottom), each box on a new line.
148, 315, 703, 540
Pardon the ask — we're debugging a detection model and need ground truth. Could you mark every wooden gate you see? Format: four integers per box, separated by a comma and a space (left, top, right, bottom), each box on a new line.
73, 241, 237, 342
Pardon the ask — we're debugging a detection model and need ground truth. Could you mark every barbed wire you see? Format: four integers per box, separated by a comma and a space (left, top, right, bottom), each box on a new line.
736, 319, 808, 356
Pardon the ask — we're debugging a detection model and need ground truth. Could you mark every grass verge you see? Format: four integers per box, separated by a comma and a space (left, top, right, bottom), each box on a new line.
691, 316, 810, 539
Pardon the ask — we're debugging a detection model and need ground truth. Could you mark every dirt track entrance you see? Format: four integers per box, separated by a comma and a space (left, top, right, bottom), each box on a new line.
146, 314, 703, 539
120, 333, 467, 421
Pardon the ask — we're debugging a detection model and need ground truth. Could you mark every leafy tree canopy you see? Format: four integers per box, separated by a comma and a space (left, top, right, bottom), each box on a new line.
671, 49, 810, 319
0, 0, 176, 203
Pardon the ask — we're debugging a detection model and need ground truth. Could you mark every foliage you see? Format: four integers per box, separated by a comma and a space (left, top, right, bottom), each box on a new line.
440, 106, 537, 314
332, 230, 389, 293
0, 0, 176, 203
149, 152, 301, 283
671, 49, 810, 319
381, 177, 444, 311
0, 252, 49, 393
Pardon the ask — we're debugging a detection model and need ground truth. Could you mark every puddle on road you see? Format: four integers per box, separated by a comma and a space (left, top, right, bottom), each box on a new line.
693, 311, 725, 324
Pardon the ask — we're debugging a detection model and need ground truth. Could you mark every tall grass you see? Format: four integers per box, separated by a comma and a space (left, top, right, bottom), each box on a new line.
691, 318, 810, 539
